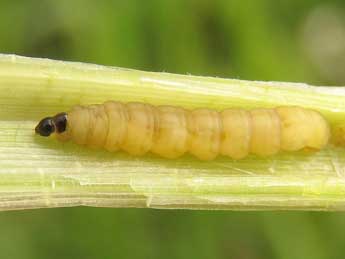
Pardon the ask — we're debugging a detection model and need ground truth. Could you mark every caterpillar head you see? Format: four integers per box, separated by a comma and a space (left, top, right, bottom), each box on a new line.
35, 113, 67, 137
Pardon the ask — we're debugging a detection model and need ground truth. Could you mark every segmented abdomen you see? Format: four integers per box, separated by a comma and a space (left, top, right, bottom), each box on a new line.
57, 101, 330, 160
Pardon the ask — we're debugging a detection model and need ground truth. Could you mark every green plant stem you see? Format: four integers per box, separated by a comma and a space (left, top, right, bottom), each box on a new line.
0, 54, 345, 211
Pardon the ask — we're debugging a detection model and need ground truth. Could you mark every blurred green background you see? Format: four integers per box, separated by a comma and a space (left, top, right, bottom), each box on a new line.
0, 0, 345, 258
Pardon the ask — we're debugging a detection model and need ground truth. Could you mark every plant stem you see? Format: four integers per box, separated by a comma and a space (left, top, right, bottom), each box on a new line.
0, 54, 345, 211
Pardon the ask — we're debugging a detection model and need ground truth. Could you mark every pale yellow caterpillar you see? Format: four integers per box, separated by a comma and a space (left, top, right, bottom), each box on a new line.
35, 101, 331, 160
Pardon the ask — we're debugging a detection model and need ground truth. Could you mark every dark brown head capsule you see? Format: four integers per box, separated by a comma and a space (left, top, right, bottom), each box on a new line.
35, 117, 55, 136
35, 113, 67, 137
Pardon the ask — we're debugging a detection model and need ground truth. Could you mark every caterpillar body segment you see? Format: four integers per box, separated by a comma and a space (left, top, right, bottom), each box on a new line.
151, 106, 189, 159
250, 109, 281, 156
120, 102, 156, 156
35, 101, 331, 161
276, 107, 330, 151
188, 109, 221, 160
220, 109, 251, 159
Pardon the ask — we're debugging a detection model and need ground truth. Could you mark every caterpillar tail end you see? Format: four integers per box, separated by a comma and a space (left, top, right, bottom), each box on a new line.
35, 112, 68, 138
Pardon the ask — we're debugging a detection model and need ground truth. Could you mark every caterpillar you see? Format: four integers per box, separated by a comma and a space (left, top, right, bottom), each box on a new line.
35, 101, 331, 160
